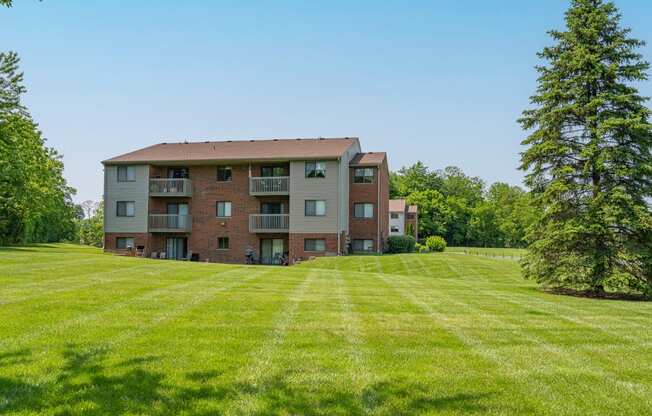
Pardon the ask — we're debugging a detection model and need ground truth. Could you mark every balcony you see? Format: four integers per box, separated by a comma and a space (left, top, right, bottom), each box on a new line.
149, 214, 192, 232
249, 177, 289, 196
249, 214, 289, 233
149, 178, 192, 197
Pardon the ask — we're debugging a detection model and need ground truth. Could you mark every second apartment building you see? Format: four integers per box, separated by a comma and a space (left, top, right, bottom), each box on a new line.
102, 137, 389, 264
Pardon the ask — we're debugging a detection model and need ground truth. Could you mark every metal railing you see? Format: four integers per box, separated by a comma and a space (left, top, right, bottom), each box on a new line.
249, 214, 289, 233
249, 176, 290, 195
149, 214, 192, 232
149, 178, 192, 197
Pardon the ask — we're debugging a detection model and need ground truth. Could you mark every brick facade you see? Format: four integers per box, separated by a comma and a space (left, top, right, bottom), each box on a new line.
104, 232, 150, 256
406, 213, 418, 240
348, 158, 389, 253
103, 138, 390, 265
289, 232, 339, 264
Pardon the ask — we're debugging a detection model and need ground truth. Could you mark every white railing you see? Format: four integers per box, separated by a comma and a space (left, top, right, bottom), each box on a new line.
249, 176, 290, 195
149, 214, 192, 232
149, 178, 192, 196
249, 214, 289, 233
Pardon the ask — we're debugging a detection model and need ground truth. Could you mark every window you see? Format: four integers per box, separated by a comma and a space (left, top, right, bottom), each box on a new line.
305, 200, 326, 216
217, 237, 229, 250
117, 166, 136, 182
407, 213, 416, 220
391, 226, 400, 233
305, 161, 326, 178
391, 213, 399, 219
216, 201, 232, 217
304, 239, 326, 252
168, 167, 189, 179
353, 239, 374, 252
217, 166, 232, 182
116, 237, 134, 249
354, 203, 374, 218
261, 166, 285, 177
353, 167, 374, 183
116, 201, 135, 217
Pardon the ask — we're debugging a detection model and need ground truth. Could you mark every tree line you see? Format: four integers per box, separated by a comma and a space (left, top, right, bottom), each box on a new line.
0, 52, 80, 245
391, 163, 535, 248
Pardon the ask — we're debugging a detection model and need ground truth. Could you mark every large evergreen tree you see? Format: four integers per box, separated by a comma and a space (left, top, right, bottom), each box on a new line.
520, 0, 652, 295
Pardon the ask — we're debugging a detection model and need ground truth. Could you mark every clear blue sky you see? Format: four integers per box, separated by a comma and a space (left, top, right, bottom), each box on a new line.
3, 0, 652, 202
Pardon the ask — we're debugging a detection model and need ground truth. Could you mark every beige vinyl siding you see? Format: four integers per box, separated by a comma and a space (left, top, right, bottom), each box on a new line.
389, 212, 405, 235
337, 141, 361, 234
104, 164, 149, 233
289, 160, 339, 233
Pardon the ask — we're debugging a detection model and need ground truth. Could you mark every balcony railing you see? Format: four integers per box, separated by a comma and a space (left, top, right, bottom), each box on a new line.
249, 176, 289, 195
149, 178, 192, 197
249, 214, 289, 233
149, 214, 192, 232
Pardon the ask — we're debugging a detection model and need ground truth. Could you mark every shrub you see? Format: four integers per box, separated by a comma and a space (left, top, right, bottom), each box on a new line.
415, 243, 429, 253
425, 236, 447, 252
387, 235, 416, 253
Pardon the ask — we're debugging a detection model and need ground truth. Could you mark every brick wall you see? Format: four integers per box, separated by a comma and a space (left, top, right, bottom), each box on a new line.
349, 166, 381, 252
289, 232, 339, 264
104, 232, 150, 256
377, 159, 390, 251
406, 212, 418, 240
184, 164, 258, 263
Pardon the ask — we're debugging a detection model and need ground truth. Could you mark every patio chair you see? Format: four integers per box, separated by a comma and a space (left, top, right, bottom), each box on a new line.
159, 252, 166, 259
150, 251, 158, 259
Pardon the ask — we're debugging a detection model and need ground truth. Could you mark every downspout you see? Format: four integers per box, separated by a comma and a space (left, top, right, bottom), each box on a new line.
337, 156, 341, 255
377, 165, 381, 254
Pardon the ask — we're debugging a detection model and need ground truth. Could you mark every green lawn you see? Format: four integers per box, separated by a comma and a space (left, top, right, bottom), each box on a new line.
447, 247, 526, 258
0, 245, 650, 415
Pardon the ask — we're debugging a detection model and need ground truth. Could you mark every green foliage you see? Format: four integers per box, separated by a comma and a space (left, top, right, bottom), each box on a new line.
0, 52, 77, 245
425, 235, 446, 252
76, 202, 104, 247
406, 222, 415, 238
389, 161, 442, 198
394, 162, 534, 248
386, 235, 416, 253
519, 0, 652, 294
414, 242, 429, 253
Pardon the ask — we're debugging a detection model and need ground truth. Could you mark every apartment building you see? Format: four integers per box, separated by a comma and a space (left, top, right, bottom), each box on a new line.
389, 199, 419, 240
102, 137, 389, 264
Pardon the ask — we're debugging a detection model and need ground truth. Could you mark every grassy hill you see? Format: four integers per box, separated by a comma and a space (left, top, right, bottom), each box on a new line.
0, 244, 650, 415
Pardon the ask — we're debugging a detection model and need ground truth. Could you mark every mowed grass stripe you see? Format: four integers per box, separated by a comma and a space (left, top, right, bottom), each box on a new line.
376, 262, 652, 414
0, 264, 244, 349
1, 245, 651, 415
0, 268, 272, 385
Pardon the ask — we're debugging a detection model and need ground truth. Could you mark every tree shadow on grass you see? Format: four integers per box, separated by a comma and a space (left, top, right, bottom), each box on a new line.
1, 347, 497, 415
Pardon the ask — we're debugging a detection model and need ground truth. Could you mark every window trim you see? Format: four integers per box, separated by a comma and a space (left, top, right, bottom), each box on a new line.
353, 167, 374, 184
116, 237, 135, 249
261, 166, 286, 177
352, 239, 375, 252
216, 201, 232, 218
305, 200, 326, 217
217, 237, 230, 250
305, 161, 326, 178
117, 166, 136, 182
216, 166, 233, 182
304, 238, 326, 252
116, 201, 135, 217
353, 202, 374, 219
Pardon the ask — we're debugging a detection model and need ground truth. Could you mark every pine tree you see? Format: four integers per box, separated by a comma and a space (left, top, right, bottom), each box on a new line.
519, 0, 652, 296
